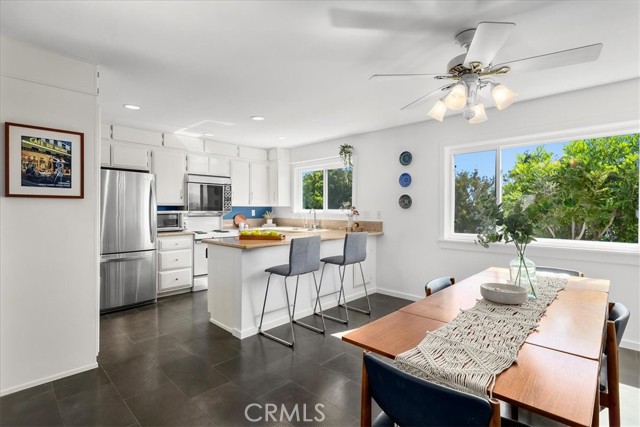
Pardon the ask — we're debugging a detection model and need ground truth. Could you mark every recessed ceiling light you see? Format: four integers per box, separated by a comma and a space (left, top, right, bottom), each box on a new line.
204, 133, 215, 137
251, 116, 265, 121
123, 104, 141, 110
277, 136, 286, 140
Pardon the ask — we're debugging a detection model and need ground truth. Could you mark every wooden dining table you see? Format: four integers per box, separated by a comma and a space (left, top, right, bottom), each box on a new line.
343, 267, 610, 427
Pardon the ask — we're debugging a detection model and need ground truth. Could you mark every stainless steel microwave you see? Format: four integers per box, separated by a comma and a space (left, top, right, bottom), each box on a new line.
157, 211, 185, 231
185, 174, 232, 215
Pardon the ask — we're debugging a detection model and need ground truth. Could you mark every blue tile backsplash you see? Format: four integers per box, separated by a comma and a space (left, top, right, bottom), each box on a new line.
224, 206, 272, 220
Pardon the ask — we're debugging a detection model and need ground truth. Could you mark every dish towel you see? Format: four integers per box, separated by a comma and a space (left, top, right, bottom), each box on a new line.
394, 274, 567, 398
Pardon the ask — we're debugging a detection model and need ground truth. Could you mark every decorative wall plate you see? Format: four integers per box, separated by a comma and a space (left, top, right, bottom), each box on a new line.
399, 194, 412, 209
399, 151, 413, 166
399, 173, 412, 187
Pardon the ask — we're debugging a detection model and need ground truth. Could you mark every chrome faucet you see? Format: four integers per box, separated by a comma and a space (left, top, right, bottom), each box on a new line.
310, 209, 317, 229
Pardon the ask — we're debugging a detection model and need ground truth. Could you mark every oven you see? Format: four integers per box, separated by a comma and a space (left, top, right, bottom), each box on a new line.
185, 174, 232, 215
187, 215, 238, 291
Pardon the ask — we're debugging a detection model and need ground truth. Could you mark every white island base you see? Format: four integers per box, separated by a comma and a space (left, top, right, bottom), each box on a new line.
205, 234, 377, 339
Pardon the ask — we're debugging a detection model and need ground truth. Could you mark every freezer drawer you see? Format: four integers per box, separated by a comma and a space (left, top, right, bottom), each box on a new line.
158, 249, 192, 270
158, 268, 192, 292
100, 251, 157, 311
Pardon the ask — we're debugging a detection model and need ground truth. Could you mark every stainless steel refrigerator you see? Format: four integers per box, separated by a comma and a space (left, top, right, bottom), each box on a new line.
100, 169, 157, 312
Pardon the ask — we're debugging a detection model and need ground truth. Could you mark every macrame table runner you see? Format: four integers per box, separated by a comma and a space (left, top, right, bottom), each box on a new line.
394, 274, 568, 398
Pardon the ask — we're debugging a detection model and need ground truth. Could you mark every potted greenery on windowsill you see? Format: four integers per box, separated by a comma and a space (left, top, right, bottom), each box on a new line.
476, 196, 547, 299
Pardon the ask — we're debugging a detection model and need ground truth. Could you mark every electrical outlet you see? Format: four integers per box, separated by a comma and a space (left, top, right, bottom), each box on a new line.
251, 209, 256, 217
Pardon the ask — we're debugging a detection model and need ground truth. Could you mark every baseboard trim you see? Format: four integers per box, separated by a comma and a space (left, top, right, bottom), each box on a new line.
375, 287, 421, 302
0, 362, 99, 397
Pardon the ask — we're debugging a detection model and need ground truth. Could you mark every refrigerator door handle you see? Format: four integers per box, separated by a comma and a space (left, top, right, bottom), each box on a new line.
101, 253, 152, 262
149, 182, 156, 244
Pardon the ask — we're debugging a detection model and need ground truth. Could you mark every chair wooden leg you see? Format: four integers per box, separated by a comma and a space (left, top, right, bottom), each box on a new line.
361, 352, 372, 427
592, 384, 600, 427
606, 320, 621, 427
488, 398, 501, 427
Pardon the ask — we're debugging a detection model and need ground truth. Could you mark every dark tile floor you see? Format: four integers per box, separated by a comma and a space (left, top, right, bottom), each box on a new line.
0, 292, 407, 427
2, 291, 639, 427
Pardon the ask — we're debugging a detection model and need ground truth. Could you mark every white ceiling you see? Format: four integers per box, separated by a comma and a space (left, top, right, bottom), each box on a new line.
1, 1, 638, 148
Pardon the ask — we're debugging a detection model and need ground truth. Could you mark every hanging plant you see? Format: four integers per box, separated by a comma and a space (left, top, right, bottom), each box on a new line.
339, 143, 354, 167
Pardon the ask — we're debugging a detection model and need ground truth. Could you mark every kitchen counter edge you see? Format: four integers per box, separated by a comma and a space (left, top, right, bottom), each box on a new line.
202, 230, 383, 250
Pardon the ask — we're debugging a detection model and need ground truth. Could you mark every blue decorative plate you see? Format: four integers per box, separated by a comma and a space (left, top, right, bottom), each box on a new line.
399, 151, 412, 166
399, 194, 412, 209
399, 173, 412, 187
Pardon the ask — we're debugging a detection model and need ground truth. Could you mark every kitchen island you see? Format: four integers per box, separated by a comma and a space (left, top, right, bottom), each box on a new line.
203, 229, 382, 338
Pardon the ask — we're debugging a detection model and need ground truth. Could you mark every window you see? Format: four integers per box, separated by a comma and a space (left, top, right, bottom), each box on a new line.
451, 132, 639, 244
296, 160, 353, 212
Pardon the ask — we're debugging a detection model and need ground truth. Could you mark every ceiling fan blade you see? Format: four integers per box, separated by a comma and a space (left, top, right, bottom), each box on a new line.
492, 43, 603, 73
463, 21, 515, 68
370, 73, 447, 81
400, 84, 455, 110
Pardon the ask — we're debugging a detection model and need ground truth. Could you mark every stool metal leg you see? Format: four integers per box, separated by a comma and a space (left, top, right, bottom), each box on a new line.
339, 262, 371, 315
314, 263, 349, 324
259, 275, 295, 347
292, 274, 325, 334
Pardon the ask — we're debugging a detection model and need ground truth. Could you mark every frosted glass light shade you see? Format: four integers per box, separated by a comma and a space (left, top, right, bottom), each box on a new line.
427, 100, 447, 122
491, 84, 518, 110
444, 84, 467, 110
468, 103, 488, 124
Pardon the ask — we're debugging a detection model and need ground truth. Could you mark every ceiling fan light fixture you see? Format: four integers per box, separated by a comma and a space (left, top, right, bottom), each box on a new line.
491, 84, 518, 110
468, 103, 488, 124
427, 99, 447, 122
444, 83, 467, 110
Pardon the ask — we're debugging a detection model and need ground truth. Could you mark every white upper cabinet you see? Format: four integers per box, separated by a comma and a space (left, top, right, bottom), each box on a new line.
164, 133, 204, 152
101, 124, 111, 140
152, 150, 187, 205
269, 160, 291, 206
112, 125, 162, 147
239, 146, 268, 161
204, 140, 237, 157
230, 160, 250, 206
186, 154, 209, 174
187, 153, 230, 176
208, 156, 230, 176
111, 144, 150, 171
250, 162, 269, 206
268, 148, 291, 206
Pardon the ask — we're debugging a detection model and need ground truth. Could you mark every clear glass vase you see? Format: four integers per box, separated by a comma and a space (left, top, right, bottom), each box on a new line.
509, 255, 537, 300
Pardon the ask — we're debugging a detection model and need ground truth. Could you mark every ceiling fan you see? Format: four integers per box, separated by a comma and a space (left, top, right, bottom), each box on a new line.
370, 22, 603, 123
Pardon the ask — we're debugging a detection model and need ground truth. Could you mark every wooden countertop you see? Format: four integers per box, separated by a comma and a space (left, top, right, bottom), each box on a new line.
157, 231, 195, 237
203, 229, 383, 249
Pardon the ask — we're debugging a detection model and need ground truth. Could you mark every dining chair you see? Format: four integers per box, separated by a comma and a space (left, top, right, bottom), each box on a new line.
361, 352, 530, 427
535, 266, 584, 277
599, 302, 630, 427
425, 276, 456, 297
258, 235, 325, 347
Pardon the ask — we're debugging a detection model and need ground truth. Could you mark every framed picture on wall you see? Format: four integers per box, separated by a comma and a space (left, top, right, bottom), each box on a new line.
4, 122, 84, 198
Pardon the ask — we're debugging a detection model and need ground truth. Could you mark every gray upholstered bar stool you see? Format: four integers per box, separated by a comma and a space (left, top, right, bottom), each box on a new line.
258, 235, 326, 347
315, 232, 369, 324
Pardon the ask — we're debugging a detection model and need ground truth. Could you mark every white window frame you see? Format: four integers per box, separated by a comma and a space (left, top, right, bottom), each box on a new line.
441, 121, 640, 257
292, 157, 356, 214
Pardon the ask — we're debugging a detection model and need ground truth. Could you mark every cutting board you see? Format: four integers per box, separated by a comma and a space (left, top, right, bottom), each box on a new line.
238, 234, 286, 241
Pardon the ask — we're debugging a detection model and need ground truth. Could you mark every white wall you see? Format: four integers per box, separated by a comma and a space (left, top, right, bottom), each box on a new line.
0, 38, 99, 395
291, 79, 640, 350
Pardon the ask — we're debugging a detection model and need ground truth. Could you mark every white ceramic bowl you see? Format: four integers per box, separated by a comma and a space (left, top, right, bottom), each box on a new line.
480, 282, 528, 305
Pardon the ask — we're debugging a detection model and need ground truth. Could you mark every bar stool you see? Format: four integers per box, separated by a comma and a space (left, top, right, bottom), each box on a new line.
315, 232, 369, 324
258, 235, 326, 347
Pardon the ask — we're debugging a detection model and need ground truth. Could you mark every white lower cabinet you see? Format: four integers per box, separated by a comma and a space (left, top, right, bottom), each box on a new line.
157, 235, 193, 293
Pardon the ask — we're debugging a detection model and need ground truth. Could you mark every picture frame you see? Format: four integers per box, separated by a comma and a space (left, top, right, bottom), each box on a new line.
4, 122, 84, 198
